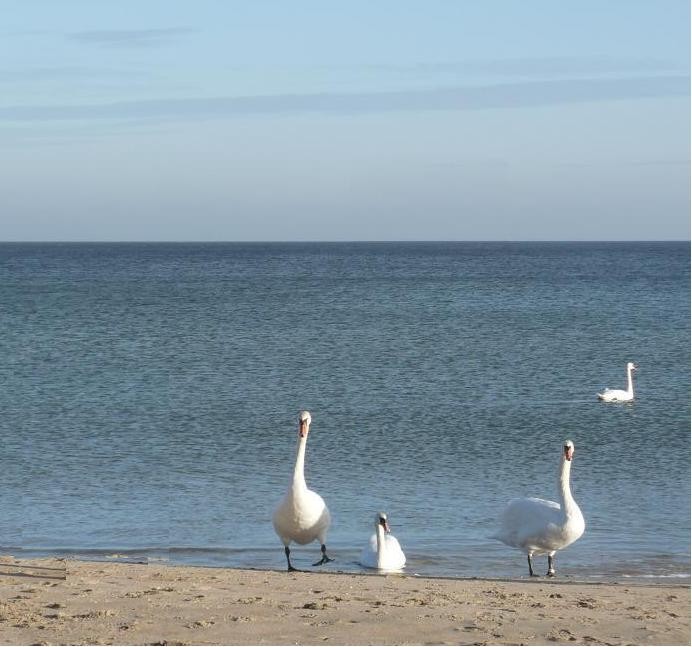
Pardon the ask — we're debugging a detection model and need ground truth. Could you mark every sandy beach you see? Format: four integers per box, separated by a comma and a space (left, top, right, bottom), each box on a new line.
0, 558, 688, 646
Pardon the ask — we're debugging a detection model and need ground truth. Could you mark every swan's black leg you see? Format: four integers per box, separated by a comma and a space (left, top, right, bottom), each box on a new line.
527, 554, 538, 577
546, 555, 556, 577
285, 546, 298, 572
312, 544, 334, 566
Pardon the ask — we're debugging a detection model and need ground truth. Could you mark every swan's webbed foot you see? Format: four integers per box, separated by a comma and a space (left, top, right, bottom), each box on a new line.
288, 565, 308, 573
312, 557, 332, 566
546, 570, 556, 577
312, 544, 334, 567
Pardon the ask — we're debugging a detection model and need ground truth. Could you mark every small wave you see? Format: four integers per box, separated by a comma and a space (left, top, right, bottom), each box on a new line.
621, 573, 690, 579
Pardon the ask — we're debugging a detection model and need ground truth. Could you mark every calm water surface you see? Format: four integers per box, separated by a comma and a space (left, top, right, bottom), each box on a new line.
1, 242, 689, 581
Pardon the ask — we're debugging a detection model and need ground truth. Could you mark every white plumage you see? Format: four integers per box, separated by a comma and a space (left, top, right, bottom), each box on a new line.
272, 411, 333, 571
494, 440, 585, 577
359, 512, 406, 571
597, 362, 637, 402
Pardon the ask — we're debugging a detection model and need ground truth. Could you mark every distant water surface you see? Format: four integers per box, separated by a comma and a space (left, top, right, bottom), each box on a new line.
1, 242, 689, 581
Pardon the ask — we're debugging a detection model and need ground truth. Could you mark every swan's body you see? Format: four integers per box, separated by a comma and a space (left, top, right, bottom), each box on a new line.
359, 512, 406, 571
494, 440, 585, 577
597, 362, 637, 402
272, 411, 333, 571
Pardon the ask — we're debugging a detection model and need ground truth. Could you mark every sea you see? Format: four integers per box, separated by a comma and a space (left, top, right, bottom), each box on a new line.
1, 241, 689, 582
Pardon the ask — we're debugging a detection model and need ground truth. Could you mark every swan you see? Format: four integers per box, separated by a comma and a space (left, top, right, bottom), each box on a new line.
597, 362, 637, 402
272, 410, 333, 571
359, 512, 406, 571
494, 439, 585, 577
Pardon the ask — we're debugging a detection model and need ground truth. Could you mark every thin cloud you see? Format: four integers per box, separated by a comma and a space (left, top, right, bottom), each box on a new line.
0, 76, 688, 122
68, 27, 195, 47
557, 159, 691, 169
0, 65, 149, 83
403, 56, 689, 77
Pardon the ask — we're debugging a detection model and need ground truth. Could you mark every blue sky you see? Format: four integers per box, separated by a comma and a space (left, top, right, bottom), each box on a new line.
1, 0, 689, 241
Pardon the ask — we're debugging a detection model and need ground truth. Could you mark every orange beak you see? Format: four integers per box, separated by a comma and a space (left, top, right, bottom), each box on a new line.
564, 446, 574, 461
299, 419, 309, 438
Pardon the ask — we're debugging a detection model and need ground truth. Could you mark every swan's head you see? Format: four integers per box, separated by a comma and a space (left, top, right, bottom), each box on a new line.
298, 410, 312, 438
375, 512, 391, 533
563, 439, 575, 462
627, 362, 638, 372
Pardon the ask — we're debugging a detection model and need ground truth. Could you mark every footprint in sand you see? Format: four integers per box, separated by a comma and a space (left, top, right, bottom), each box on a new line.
302, 602, 332, 610
547, 628, 577, 642
72, 610, 116, 619
237, 596, 263, 604
185, 619, 215, 629
125, 587, 174, 598
44, 612, 65, 620
577, 599, 597, 609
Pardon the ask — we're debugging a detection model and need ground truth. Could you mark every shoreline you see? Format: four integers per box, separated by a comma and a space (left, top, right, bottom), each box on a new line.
0, 558, 689, 645
7, 548, 690, 586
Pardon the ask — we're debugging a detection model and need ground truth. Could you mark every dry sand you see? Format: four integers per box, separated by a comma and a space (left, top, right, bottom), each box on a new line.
0, 558, 688, 646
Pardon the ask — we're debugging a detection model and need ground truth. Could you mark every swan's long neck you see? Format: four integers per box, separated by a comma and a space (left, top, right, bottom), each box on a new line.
626, 366, 634, 396
557, 457, 578, 517
292, 435, 308, 491
375, 523, 386, 566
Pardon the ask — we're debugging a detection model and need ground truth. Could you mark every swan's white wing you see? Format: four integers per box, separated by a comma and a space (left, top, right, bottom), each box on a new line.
273, 488, 331, 546
359, 533, 378, 568
495, 497, 563, 552
380, 534, 406, 570
359, 533, 406, 570
306, 489, 331, 542
598, 388, 631, 401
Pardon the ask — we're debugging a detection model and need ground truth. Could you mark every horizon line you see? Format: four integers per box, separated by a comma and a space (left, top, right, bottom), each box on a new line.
1, 239, 689, 244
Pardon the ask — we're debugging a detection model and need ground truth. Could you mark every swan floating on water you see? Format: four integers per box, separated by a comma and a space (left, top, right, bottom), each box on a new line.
272, 411, 333, 571
597, 362, 637, 402
359, 512, 406, 571
494, 439, 585, 577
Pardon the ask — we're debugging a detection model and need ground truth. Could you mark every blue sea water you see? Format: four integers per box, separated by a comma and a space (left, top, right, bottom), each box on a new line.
0, 242, 689, 581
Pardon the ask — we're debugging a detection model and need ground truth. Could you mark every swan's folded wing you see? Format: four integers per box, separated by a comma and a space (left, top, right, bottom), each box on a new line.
359, 533, 378, 568
384, 535, 405, 557
495, 497, 561, 547
378, 534, 406, 570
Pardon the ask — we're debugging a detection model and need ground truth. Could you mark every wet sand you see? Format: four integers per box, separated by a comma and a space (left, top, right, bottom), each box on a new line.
0, 558, 688, 645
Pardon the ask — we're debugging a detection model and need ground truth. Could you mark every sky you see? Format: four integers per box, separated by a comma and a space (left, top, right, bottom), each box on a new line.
1, 0, 690, 241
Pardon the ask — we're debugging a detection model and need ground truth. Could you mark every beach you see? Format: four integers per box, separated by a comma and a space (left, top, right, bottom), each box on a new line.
0, 558, 688, 646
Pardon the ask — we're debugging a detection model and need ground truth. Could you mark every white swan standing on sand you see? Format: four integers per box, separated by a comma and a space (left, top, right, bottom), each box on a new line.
597, 362, 638, 402
272, 410, 333, 571
359, 512, 406, 571
494, 440, 585, 577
